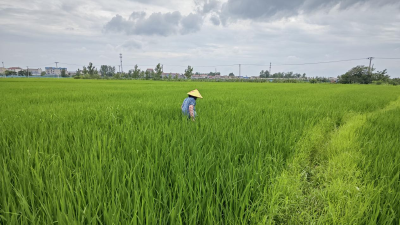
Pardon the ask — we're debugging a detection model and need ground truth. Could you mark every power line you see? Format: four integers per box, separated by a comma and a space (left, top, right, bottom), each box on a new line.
276, 58, 368, 66
374, 57, 400, 60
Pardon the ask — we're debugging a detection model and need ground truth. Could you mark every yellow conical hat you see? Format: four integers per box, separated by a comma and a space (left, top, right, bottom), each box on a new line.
187, 89, 203, 99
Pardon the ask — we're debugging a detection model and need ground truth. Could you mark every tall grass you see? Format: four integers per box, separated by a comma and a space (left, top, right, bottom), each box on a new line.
0, 79, 399, 224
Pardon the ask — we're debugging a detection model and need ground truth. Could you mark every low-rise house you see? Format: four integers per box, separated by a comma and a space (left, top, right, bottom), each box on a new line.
45, 67, 68, 75
161, 73, 181, 79
191, 74, 208, 79
0, 67, 6, 74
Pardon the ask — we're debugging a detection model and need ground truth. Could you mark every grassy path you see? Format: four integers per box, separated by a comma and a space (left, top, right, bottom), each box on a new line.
263, 97, 400, 224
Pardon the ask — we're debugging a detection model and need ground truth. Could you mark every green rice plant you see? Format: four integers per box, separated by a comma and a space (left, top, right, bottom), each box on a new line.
0, 79, 399, 224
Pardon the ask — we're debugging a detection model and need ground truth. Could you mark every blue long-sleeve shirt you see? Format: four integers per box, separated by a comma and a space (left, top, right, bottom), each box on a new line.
181, 96, 196, 118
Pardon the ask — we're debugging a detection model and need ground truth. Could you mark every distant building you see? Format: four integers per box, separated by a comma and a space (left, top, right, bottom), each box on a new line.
192, 74, 208, 79
146, 68, 154, 73
161, 73, 181, 79
0, 67, 6, 74
8, 67, 23, 73
45, 67, 68, 75
28, 68, 42, 75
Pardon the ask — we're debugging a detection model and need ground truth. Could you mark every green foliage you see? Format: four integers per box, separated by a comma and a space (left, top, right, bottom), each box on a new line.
229, 72, 235, 77
139, 70, 145, 79
87, 62, 96, 76
184, 66, 193, 79
41, 71, 46, 76
17, 70, 31, 76
100, 65, 116, 77
154, 63, 162, 80
131, 64, 140, 79
82, 66, 88, 75
372, 69, 390, 82
5, 70, 17, 76
145, 70, 151, 80
259, 70, 270, 78
389, 78, 400, 86
338, 65, 376, 84
1, 80, 400, 224
60, 69, 67, 77
73, 69, 82, 79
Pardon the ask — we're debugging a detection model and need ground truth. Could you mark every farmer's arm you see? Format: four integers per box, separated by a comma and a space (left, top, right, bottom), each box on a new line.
189, 105, 195, 120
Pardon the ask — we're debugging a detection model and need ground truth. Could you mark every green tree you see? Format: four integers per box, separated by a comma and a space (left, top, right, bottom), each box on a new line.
184, 66, 193, 79
372, 69, 390, 82
5, 70, 17, 76
145, 70, 151, 80
18, 70, 31, 76
100, 65, 108, 77
132, 65, 140, 79
74, 69, 81, 79
259, 70, 270, 78
82, 66, 88, 75
154, 63, 162, 80
87, 62, 95, 77
61, 69, 67, 77
41, 71, 46, 76
139, 70, 145, 79
338, 65, 372, 84
229, 72, 235, 77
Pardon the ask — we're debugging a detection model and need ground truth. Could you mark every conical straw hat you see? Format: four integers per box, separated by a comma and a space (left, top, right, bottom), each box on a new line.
187, 89, 203, 98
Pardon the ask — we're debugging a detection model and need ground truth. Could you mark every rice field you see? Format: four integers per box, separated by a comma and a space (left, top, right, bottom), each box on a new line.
1, 79, 399, 224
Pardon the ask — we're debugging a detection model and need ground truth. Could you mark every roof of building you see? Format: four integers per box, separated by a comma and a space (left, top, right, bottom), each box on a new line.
8, 67, 22, 69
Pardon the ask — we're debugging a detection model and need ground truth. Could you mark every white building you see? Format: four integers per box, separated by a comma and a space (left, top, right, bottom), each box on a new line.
45, 67, 68, 75
28, 68, 42, 75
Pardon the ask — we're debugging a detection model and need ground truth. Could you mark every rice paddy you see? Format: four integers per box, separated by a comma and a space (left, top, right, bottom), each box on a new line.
1, 79, 399, 224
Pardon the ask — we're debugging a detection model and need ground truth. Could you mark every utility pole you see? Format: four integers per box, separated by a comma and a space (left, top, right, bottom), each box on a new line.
2, 62, 4, 68
55, 62, 59, 78
118, 65, 121, 73
367, 57, 374, 75
239, 64, 241, 77
120, 53, 123, 73
162, 64, 163, 73
269, 62, 271, 75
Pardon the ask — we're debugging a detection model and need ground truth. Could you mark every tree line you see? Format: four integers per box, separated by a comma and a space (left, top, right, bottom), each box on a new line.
73, 63, 195, 80
336, 65, 399, 85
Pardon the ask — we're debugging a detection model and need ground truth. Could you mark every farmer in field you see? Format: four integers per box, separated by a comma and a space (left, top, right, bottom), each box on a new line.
181, 89, 203, 121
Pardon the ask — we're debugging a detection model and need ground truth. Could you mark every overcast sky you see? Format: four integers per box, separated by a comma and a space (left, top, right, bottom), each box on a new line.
0, 0, 399, 77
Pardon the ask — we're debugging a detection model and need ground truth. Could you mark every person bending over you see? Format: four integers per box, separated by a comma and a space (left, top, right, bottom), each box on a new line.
181, 89, 203, 121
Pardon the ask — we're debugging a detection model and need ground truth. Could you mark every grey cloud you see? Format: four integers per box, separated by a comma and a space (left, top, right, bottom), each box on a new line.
129, 11, 146, 20
103, 14, 131, 33
134, 11, 182, 36
104, 11, 205, 36
202, 0, 220, 13
181, 13, 203, 34
104, 12, 181, 36
219, 0, 400, 22
210, 15, 220, 26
